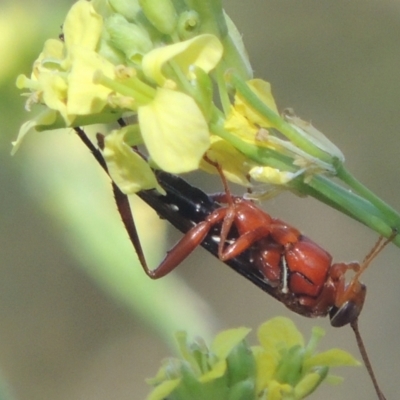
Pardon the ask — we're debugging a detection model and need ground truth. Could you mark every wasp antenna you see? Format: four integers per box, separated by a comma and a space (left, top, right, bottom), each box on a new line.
362, 236, 385, 264
350, 319, 386, 400
354, 231, 396, 282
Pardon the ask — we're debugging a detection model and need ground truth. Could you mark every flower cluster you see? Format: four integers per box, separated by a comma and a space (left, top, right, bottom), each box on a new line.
14, 0, 400, 242
14, 0, 344, 197
147, 317, 359, 400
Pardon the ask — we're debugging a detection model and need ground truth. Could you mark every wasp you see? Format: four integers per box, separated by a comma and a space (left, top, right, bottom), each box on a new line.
76, 127, 392, 400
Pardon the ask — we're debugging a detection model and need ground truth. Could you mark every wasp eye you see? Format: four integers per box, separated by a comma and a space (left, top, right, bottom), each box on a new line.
329, 284, 366, 327
329, 302, 359, 327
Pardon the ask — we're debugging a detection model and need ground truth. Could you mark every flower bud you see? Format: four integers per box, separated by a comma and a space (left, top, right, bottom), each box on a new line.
293, 367, 329, 399
177, 10, 201, 40
108, 0, 140, 22
227, 380, 255, 400
105, 14, 153, 63
139, 0, 177, 35
275, 345, 304, 385
226, 340, 256, 386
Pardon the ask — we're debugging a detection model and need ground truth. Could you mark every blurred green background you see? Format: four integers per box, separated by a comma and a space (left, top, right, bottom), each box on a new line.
1, 1, 400, 399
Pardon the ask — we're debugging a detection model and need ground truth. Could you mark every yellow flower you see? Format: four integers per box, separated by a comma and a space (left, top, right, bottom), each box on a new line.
147, 318, 359, 400
95, 34, 225, 175
253, 317, 359, 400
147, 327, 254, 400
126, 35, 224, 173
17, 0, 115, 126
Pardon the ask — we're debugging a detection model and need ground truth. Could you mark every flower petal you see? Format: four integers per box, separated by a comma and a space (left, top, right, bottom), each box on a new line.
67, 46, 116, 117
224, 106, 259, 144
199, 360, 227, 382
211, 327, 251, 360
200, 136, 252, 186
63, 0, 103, 51
11, 109, 58, 154
235, 79, 279, 127
139, 88, 210, 173
146, 379, 180, 400
257, 317, 304, 353
103, 127, 165, 194
142, 34, 223, 86
249, 166, 298, 185
32, 38, 65, 78
253, 349, 278, 392
304, 349, 360, 369
39, 71, 69, 119
268, 380, 293, 400
293, 369, 328, 400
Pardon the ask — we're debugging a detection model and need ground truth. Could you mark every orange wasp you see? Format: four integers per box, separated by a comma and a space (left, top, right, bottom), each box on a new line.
76, 127, 393, 400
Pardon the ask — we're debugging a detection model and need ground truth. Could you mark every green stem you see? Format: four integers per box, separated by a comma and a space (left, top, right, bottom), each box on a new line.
313, 178, 400, 248
215, 66, 231, 116
93, 71, 151, 106
168, 60, 195, 97
124, 74, 157, 99
306, 176, 396, 237
336, 162, 400, 229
